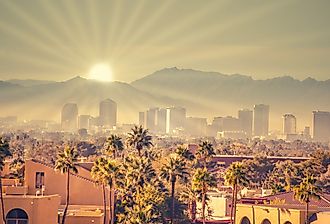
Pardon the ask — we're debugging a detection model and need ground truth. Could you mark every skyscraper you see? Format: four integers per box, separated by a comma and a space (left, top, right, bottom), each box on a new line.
253, 104, 269, 137
185, 117, 207, 136
157, 108, 167, 133
283, 114, 296, 135
145, 107, 158, 132
166, 106, 186, 134
312, 111, 330, 142
238, 109, 253, 137
78, 115, 91, 130
222, 116, 240, 132
99, 99, 117, 128
61, 103, 78, 131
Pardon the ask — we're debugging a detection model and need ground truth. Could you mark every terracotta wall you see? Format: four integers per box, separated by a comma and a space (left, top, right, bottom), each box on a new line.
24, 160, 109, 206
4, 195, 60, 224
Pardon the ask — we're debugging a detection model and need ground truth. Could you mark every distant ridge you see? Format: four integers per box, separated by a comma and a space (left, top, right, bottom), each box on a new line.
6, 79, 55, 87
0, 67, 330, 129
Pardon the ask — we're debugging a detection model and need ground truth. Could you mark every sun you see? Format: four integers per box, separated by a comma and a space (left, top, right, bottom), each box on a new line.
89, 63, 113, 82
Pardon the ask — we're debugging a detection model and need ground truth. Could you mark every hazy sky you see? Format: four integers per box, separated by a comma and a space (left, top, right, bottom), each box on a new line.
0, 0, 330, 82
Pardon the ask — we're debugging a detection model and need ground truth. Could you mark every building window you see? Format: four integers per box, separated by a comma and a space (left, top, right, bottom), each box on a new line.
35, 172, 45, 189
241, 217, 251, 224
262, 219, 271, 224
6, 208, 28, 224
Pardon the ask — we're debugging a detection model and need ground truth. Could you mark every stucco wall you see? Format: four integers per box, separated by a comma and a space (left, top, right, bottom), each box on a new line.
235, 204, 305, 224
24, 160, 109, 206
4, 195, 60, 224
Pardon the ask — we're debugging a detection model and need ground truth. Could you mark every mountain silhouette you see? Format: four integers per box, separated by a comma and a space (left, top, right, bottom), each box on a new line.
1, 68, 330, 130
132, 67, 330, 130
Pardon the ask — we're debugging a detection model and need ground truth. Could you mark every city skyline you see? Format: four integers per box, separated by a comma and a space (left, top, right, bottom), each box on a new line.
1, 2, 330, 224
1, 0, 330, 82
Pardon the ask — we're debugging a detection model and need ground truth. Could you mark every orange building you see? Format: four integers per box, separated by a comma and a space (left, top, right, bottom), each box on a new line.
1, 159, 108, 224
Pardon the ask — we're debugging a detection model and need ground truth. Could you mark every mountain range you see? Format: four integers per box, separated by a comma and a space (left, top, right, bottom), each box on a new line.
1, 67, 330, 131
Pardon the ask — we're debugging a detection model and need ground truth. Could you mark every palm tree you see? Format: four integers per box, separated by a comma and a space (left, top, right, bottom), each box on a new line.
91, 158, 108, 224
116, 155, 165, 224
126, 125, 153, 157
224, 162, 248, 224
175, 146, 195, 162
294, 175, 320, 224
102, 158, 120, 224
0, 138, 11, 224
192, 168, 216, 224
179, 185, 198, 223
160, 154, 188, 224
196, 141, 215, 168
55, 146, 78, 224
104, 134, 124, 159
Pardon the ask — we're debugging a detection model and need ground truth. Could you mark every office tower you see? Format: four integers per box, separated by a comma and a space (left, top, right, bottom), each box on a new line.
253, 104, 269, 137
222, 116, 240, 132
303, 126, 311, 141
61, 103, 78, 131
304, 126, 310, 137
212, 117, 224, 132
145, 107, 158, 132
238, 109, 253, 137
186, 117, 207, 136
157, 108, 167, 133
78, 115, 91, 130
166, 106, 186, 134
283, 114, 296, 135
138, 112, 145, 127
99, 99, 117, 128
312, 111, 330, 142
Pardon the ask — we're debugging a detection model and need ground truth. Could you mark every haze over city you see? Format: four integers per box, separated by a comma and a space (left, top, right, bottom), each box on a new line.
1, 1, 330, 224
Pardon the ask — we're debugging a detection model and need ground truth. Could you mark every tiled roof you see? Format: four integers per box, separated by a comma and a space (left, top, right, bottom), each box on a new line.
261, 191, 330, 208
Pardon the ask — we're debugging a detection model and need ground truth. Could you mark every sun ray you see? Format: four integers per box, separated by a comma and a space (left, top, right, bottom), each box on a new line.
1, 1, 83, 62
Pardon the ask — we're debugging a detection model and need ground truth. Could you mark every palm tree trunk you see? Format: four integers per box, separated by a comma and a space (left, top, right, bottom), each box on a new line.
171, 179, 175, 224
191, 200, 196, 223
202, 187, 206, 224
230, 185, 235, 224
233, 185, 238, 224
110, 184, 115, 224
108, 184, 112, 224
62, 171, 70, 224
306, 201, 309, 224
102, 184, 107, 224
0, 178, 6, 224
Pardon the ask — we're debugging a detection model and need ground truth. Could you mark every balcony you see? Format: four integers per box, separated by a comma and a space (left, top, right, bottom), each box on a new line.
4, 185, 28, 195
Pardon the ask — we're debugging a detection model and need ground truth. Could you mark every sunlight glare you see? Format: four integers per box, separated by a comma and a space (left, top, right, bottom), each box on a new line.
89, 63, 113, 82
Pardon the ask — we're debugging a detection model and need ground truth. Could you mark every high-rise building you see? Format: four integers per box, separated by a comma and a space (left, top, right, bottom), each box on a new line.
145, 107, 158, 132
253, 104, 269, 137
238, 109, 253, 137
208, 117, 224, 137
222, 116, 240, 132
212, 117, 224, 131
61, 103, 78, 131
99, 99, 117, 128
166, 106, 186, 134
157, 108, 167, 133
138, 112, 145, 127
303, 126, 311, 141
312, 111, 330, 142
78, 115, 91, 130
185, 117, 207, 136
283, 114, 296, 135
